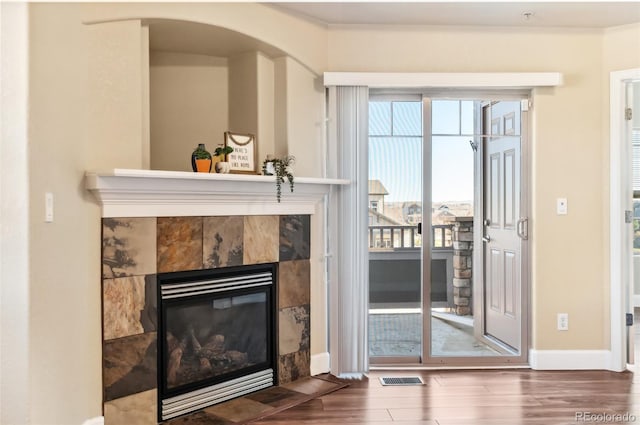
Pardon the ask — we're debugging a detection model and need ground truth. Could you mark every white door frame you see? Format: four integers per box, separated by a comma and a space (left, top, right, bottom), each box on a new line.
609, 68, 640, 372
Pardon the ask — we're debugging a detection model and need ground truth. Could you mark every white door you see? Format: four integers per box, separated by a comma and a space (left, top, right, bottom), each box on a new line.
626, 81, 636, 365
483, 101, 522, 351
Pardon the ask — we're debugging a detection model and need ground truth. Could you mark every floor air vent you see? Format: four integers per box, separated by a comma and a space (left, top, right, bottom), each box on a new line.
379, 377, 424, 386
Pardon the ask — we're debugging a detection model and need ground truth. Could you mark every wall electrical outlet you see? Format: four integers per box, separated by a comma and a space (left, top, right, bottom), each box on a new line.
557, 313, 569, 331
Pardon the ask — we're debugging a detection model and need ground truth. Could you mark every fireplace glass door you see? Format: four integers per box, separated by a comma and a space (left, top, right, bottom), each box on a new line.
164, 291, 270, 390
158, 264, 276, 420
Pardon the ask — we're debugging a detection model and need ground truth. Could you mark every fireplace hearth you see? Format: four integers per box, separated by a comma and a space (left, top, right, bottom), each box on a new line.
158, 264, 277, 420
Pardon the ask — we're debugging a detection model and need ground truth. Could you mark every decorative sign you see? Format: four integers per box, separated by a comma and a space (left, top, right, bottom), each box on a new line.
224, 132, 257, 174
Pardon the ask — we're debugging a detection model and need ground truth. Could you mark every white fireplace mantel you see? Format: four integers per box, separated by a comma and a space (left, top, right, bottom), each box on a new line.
85, 169, 350, 218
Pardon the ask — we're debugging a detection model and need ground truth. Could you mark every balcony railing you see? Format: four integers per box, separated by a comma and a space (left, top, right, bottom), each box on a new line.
369, 224, 455, 309
368, 224, 453, 250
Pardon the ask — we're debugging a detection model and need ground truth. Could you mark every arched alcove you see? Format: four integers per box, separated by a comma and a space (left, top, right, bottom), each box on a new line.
85, 6, 326, 176
147, 19, 294, 173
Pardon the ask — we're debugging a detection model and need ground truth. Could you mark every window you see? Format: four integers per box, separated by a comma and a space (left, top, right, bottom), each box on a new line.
369, 101, 422, 226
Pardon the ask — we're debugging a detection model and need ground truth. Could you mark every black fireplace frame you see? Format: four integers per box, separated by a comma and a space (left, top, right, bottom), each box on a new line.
157, 263, 278, 420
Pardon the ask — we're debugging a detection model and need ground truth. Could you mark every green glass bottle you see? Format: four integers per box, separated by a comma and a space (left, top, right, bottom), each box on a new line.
191, 144, 212, 172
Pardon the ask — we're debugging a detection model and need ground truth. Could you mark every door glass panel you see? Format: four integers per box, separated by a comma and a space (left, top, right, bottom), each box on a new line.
393, 102, 423, 135
432, 100, 460, 134
460, 101, 475, 135
368, 100, 423, 361
429, 99, 522, 357
369, 102, 392, 136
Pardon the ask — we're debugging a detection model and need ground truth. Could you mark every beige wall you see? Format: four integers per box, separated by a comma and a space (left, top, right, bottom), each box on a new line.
82, 2, 328, 75
229, 51, 259, 139
26, 5, 147, 424
277, 57, 325, 178
12, 3, 329, 423
328, 25, 607, 350
603, 23, 640, 75
229, 51, 278, 167
86, 20, 146, 169
9, 2, 639, 423
150, 51, 229, 171
257, 52, 276, 163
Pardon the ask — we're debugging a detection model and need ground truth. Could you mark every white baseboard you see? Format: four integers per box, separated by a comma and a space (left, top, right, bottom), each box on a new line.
310, 352, 330, 376
529, 349, 611, 370
337, 373, 365, 380
634, 295, 640, 307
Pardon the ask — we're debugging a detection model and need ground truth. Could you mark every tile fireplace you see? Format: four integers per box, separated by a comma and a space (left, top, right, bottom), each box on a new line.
101, 215, 311, 424
86, 169, 348, 424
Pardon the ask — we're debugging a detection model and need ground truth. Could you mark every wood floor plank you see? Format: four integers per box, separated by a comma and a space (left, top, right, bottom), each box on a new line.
251, 369, 640, 424
321, 394, 543, 410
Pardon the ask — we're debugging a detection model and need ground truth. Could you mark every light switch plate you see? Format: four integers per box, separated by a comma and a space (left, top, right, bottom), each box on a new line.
45, 192, 54, 223
557, 198, 567, 215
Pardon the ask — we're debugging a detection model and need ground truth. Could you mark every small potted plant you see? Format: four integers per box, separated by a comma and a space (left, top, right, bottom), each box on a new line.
213, 145, 234, 174
262, 155, 295, 202
191, 144, 212, 173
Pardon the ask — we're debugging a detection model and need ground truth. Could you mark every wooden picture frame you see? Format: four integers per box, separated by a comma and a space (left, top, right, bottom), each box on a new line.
224, 132, 257, 174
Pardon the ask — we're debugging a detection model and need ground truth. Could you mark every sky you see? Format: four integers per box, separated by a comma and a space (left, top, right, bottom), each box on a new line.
368, 100, 475, 203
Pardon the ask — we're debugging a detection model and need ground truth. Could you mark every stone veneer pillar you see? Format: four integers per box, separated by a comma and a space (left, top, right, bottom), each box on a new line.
101, 214, 311, 425
452, 217, 473, 316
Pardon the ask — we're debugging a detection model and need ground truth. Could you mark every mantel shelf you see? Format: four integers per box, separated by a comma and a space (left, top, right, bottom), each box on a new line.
85, 169, 350, 218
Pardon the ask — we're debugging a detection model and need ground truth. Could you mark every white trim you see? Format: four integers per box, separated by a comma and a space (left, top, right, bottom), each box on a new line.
634, 295, 640, 307
324, 72, 563, 88
529, 349, 611, 370
81, 417, 104, 425
85, 169, 349, 217
310, 352, 330, 376
1, 4, 30, 424
610, 68, 640, 373
141, 25, 150, 170
337, 373, 365, 380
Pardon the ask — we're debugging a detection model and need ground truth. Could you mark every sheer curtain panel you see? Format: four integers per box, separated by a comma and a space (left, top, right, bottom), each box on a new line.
326, 86, 370, 378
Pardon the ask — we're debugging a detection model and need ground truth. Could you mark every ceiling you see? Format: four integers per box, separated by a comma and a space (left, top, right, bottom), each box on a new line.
147, 3, 639, 58
271, 2, 640, 28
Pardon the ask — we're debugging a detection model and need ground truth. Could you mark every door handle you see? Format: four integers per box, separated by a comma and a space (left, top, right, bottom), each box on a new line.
517, 218, 528, 240
482, 235, 491, 243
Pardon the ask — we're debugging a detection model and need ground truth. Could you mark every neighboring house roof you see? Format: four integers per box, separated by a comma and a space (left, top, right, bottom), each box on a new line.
435, 210, 455, 218
368, 179, 389, 196
369, 208, 403, 225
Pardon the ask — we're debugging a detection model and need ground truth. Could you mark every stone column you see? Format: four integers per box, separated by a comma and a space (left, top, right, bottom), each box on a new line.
452, 217, 473, 316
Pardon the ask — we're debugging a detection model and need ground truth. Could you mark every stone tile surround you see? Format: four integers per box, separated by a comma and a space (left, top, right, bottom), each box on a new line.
101, 215, 311, 424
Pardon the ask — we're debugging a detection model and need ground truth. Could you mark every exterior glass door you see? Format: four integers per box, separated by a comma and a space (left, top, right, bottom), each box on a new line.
367, 93, 529, 366
368, 98, 423, 363
426, 98, 527, 363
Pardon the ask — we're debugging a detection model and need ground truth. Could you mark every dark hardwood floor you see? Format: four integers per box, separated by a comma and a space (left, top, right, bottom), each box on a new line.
252, 311, 640, 424
252, 369, 639, 424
